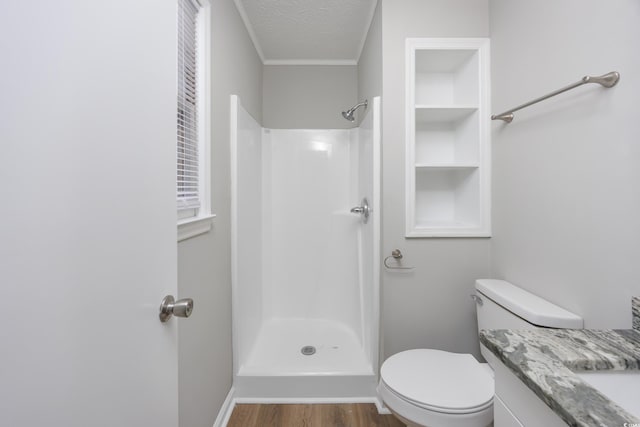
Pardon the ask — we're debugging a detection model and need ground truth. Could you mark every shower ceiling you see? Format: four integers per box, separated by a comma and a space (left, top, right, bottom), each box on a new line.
233, 0, 378, 64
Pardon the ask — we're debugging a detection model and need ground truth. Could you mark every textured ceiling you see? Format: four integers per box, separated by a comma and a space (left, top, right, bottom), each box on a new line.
235, 0, 378, 64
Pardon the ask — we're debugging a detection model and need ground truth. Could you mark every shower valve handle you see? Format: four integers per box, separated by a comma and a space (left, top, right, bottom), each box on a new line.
350, 198, 370, 224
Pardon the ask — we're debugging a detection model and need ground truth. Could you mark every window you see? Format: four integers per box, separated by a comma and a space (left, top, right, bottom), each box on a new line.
177, 0, 213, 241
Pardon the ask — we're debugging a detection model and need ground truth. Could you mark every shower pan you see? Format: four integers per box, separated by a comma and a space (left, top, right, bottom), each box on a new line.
230, 95, 381, 400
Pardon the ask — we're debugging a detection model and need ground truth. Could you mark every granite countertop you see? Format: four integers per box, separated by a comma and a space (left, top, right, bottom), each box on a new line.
480, 297, 640, 427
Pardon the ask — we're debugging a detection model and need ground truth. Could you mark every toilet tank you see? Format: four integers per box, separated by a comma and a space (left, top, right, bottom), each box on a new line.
474, 279, 583, 365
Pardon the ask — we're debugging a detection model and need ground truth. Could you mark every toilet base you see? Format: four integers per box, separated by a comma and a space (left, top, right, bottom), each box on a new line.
386, 408, 424, 427
378, 380, 493, 427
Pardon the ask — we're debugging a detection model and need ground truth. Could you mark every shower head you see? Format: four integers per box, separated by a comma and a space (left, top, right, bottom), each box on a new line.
341, 100, 368, 122
342, 110, 355, 122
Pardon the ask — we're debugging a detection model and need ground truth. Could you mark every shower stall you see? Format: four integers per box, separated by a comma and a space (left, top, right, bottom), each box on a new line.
231, 95, 381, 399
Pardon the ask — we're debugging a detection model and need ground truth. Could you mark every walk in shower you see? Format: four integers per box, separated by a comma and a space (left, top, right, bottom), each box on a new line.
231, 95, 381, 399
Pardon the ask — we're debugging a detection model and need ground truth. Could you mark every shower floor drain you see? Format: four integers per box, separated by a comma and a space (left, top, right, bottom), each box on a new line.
300, 346, 316, 356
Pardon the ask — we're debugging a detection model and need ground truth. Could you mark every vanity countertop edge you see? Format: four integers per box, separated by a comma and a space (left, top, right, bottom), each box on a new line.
480, 325, 640, 427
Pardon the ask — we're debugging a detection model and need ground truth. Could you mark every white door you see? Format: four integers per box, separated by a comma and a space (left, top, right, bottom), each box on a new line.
0, 1, 180, 426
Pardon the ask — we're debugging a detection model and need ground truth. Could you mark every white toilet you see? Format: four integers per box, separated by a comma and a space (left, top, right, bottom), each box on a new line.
378, 279, 583, 427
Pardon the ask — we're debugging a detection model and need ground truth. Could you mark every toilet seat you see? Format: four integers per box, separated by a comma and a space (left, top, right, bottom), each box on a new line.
380, 349, 494, 414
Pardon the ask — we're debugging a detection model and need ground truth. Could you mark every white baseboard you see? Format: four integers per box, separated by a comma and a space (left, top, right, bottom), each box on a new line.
214, 390, 390, 426
233, 396, 378, 405
231, 396, 394, 414
212, 387, 236, 427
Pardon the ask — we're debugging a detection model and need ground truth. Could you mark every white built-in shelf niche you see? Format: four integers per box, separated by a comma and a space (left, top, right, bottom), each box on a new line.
405, 38, 491, 237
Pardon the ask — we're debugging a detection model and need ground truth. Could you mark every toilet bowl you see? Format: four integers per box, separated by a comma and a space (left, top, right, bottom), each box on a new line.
377, 279, 584, 427
378, 349, 493, 427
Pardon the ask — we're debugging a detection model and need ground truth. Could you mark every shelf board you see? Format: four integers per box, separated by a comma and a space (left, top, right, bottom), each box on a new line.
407, 229, 491, 238
408, 220, 490, 238
415, 104, 478, 109
415, 106, 478, 123
415, 219, 476, 228
415, 163, 479, 169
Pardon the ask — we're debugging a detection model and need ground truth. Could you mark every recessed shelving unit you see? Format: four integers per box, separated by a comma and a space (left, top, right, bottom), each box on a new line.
406, 38, 490, 237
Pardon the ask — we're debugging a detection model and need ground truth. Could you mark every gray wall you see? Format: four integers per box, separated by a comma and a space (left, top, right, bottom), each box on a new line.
357, 0, 382, 120
489, 0, 640, 328
178, 0, 263, 426
380, 0, 491, 361
262, 65, 357, 129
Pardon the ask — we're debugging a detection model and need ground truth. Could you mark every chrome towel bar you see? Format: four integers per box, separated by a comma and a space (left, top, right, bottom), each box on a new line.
491, 71, 620, 123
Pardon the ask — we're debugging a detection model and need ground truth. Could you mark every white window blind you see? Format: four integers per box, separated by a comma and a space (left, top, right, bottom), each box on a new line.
177, 0, 201, 210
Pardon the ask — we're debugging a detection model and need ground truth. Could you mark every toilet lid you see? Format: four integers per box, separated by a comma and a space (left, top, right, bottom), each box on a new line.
380, 349, 494, 413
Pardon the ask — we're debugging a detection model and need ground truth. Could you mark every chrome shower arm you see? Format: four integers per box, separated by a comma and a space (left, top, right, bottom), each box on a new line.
350, 100, 368, 111
342, 99, 369, 122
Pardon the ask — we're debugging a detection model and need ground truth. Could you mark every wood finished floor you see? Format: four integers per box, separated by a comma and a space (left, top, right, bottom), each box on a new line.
227, 403, 405, 427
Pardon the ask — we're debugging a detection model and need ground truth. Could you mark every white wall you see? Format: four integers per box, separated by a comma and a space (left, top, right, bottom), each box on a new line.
489, 0, 640, 328
380, 0, 490, 360
263, 65, 358, 129
178, 0, 263, 426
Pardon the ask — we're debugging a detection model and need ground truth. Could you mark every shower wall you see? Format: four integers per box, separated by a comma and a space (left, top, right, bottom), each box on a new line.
230, 95, 263, 367
262, 128, 361, 331
356, 98, 381, 365
232, 95, 380, 397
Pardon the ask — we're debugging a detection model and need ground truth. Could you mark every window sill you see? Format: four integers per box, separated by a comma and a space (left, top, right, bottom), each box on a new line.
177, 213, 216, 242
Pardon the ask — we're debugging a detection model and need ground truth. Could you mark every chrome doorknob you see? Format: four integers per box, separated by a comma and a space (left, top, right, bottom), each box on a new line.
159, 295, 194, 322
